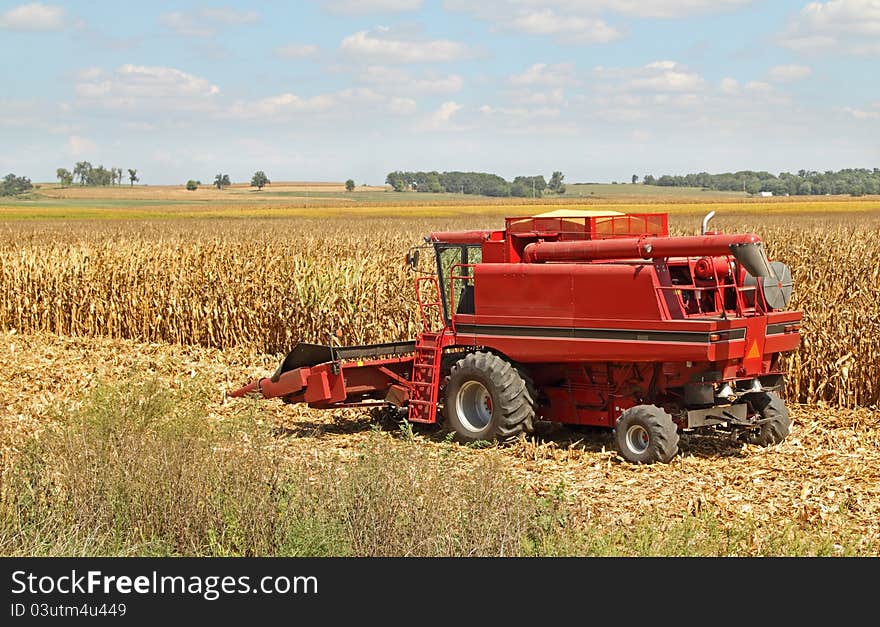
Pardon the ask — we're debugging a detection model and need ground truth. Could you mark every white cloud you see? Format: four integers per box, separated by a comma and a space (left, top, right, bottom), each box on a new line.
477, 102, 572, 135
595, 60, 705, 92
228, 87, 418, 121
229, 93, 337, 119
66, 135, 96, 156
75, 65, 221, 111
340, 28, 474, 62
840, 105, 880, 119
420, 101, 462, 130
160, 7, 260, 37
515, 88, 567, 106
358, 66, 463, 93
77, 67, 104, 81
603, 0, 753, 17
199, 7, 260, 24
781, 0, 880, 55
389, 97, 417, 114
745, 80, 772, 91
159, 12, 212, 37
445, 0, 753, 18
720, 77, 740, 94
509, 63, 577, 86
767, 64, 813, 82
506, 10, 621, 43
319, 0, 422, 13
274, 43, 320, 59
479, 104, 560, 118
0, 2, 64, 31
443, 1, 752, 43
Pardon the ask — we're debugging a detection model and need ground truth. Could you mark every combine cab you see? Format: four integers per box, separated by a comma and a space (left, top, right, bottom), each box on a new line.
231, 210, 802, 464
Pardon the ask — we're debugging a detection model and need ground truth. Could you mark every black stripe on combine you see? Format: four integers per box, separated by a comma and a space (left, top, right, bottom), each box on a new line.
766, 322, 790, 336
455, 324, 746, 344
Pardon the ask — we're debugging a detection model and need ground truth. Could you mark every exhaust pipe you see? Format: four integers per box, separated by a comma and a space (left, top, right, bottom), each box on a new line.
701, 210, 716, 235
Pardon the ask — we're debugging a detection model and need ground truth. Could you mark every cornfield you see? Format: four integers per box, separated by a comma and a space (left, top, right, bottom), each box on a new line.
1, 213, 878, 406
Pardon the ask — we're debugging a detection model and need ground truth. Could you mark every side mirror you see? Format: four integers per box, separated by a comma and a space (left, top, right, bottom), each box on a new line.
405, 249, 420, 269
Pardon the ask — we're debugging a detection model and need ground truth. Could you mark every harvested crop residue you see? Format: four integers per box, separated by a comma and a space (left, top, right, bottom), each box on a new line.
2, 330, 878, 552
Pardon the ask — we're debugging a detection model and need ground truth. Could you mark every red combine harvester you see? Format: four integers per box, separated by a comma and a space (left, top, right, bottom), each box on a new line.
231, 210, 801, 463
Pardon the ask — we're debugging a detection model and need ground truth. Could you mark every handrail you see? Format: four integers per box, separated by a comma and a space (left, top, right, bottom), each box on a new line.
414, 275, 443, 332
448, 263, 476, 332
655, 255, 767, 318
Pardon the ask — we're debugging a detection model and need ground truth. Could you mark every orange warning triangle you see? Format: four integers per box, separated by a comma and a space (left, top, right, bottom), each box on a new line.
746, 340, 761, 360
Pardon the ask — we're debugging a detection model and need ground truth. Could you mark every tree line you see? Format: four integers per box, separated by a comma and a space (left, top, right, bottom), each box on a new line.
640, 168, 880, 196
385, 171, 566, 197
0, 174, 33, 196
55, 162, 139, 187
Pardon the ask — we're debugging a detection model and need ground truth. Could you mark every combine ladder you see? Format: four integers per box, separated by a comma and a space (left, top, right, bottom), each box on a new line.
408, 277, 444, 423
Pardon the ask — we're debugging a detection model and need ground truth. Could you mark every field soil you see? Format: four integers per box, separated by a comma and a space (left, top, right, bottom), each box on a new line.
3, 330, 877, 551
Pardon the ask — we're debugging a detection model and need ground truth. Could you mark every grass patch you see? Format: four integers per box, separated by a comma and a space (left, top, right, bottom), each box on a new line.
1, 379, 873, 556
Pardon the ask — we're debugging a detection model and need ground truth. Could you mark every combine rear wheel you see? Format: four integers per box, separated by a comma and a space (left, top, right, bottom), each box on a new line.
614, 405, 679, 464
743, 391, 790, 446
443, 351, 535, 444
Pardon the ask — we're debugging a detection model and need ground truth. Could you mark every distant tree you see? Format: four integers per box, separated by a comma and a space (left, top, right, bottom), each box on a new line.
510, 181, 529, 197
345, 178, 355, 192
74, 161, 92, 185
385, 171, 406, 192
88, 165, 113, 186
127, 168, 139, 187
251, 171, 269, 190
214, 173, 230, 190
186, 180, 199, 191
632, 174, 639, 184
0, 173, 33, 196
513, 175, 546, 198
631, 167, 880, 196
423, 172, 441, 193
643, 174, 656, 185
56, 168, 73, 187
548, 171, 565, 193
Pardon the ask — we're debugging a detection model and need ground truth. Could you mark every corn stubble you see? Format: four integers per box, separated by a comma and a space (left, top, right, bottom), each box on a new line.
0, 214, 877, 406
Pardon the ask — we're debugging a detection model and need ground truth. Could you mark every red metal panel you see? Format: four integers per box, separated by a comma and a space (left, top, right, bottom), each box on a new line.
741, 317, 767, 375
304, 371, 331, 403
481, 240, 505, 263
473, 263, 663, 322
764, 333, 800, 354
474, 264, 574, 320
464, 335, 712, 363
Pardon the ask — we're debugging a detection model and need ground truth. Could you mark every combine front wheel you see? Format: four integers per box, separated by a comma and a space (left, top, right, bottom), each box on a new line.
443, 351, 535, 444
614, 405, 679, 464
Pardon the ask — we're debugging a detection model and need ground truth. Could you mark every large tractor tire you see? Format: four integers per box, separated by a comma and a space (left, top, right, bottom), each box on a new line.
743, 391, 790, 446
614, 405, 680, 464
443, 351, 535, 444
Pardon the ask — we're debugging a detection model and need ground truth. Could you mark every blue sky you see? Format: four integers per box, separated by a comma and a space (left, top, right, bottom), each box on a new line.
1, 0, 879, 184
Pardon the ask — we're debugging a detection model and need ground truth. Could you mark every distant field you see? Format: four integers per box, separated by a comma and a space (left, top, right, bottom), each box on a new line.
2, 181, 879, 220
1, 198, 879, 221
563, 183, 747, 199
